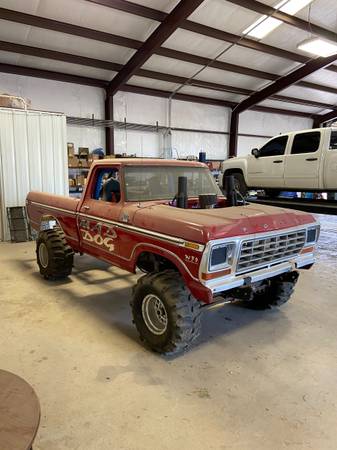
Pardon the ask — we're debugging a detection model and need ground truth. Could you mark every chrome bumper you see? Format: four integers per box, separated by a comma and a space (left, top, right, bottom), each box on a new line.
204, 253, 315, 295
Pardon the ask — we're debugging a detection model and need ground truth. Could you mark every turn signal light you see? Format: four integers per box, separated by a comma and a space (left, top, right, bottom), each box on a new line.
300, 246, 314, 254
201, 268, 231, 280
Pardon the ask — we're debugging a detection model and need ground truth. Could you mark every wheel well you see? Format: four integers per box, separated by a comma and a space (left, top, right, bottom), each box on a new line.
224, 169, 243, 177
222, 169, 244, 188
40, 215, 61, 231
136, 251, 178, 273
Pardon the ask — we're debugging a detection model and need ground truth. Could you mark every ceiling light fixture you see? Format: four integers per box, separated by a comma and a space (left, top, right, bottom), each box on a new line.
297, 37, 337, 57
243, 0, 314, 39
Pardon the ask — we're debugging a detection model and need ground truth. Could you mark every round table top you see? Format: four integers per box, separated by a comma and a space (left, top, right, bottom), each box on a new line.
0, 370, 40, 450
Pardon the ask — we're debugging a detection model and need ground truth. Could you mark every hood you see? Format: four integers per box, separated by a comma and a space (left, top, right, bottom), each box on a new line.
132, 203, 316, 243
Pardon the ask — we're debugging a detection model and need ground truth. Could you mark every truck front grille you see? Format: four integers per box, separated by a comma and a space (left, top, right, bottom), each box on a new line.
236, 229, 306, 274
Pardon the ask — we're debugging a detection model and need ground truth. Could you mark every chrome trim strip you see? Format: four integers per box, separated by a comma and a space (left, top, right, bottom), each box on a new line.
29, 202, 204, 250
78, 212, 204, 251
31, 201, 77, 216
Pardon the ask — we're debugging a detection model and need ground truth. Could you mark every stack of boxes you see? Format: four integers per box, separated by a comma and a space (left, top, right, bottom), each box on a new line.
68, 143, 90, 191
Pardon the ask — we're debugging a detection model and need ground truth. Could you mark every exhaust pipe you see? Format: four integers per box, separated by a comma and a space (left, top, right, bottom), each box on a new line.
177, 176, 188, 209
224, 175, 238, 207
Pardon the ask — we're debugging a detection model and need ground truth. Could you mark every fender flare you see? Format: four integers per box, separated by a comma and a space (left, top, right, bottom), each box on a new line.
131, 243, 199, 284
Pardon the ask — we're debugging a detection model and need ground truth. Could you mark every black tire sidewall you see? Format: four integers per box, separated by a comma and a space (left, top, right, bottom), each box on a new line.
36, 232, 55, 278
36, 229, 73, 279
132, 282, 175, 351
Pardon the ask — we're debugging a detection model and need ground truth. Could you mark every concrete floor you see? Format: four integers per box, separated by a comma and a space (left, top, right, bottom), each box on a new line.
1, 215, 337, 450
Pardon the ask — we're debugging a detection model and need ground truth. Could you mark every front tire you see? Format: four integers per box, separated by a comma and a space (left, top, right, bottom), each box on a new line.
131, 270, 202, 355
243, 271, 299, 310
36, 228, 74, 280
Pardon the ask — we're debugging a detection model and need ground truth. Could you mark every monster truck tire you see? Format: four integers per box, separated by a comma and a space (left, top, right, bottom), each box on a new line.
131, 270, 202, 355
244, 271, 299, 310
36, 228, 74, 280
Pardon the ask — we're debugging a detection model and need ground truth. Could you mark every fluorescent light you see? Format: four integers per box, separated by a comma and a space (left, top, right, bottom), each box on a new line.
243, 0, 314, 39
243, 16, 282, 39
297, 37, 337, 57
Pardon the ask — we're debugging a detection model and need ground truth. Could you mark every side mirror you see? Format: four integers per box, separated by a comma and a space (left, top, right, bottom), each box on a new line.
251, 148, 260, 158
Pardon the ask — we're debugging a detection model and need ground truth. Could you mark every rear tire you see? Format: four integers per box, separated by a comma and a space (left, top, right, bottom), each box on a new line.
131, 270, 202, 355
243, 271, 299, 310
36, 228, 74, 280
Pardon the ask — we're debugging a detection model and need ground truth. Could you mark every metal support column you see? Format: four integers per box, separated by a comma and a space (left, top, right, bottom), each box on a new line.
105, 94, 114, 155
228, 110, 239, 158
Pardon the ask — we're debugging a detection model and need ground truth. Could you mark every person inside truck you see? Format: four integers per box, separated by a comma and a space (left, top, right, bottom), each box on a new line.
102, 170, 120, 202
94, 169, 120, 202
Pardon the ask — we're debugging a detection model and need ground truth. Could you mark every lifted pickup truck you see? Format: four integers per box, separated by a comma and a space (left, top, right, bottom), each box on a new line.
221, 127, 337, 197
27, 159, 319, 354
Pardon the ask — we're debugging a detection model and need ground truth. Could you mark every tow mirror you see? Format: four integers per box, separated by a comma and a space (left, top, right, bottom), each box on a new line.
251, 148, 260, 158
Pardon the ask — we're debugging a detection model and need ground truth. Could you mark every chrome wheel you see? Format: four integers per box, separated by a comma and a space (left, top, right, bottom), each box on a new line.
38, 243, 49, 268
142, 294, 168, 335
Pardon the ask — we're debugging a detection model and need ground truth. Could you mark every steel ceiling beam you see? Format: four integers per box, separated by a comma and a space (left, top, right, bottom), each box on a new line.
83, 1, 337, 73
2, 5, 337, 89
234, 53, 337, 114
1, 40, 335, 111
313, 110, 337, 127
106, 0, 205, 95
0, 62, 317, 119
226, 0, 337, 44
0, 63, 108, 88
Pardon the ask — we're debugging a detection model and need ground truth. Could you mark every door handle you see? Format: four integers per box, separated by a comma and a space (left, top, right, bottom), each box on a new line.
306, 157, 318, 161
83, 206, 90, 210
273, 160, 283, 163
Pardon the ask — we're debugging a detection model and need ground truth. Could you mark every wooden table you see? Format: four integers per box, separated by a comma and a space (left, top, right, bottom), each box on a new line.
0, 370, 40, 450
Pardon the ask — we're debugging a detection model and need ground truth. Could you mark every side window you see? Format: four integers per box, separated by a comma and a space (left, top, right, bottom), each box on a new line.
291, 132, 321, 154
92, 168, 120, 203
330, 130, 337, 150
259, 136, 288, 157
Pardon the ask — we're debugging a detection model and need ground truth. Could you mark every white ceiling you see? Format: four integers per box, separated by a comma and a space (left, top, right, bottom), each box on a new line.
0, 0, 336, 116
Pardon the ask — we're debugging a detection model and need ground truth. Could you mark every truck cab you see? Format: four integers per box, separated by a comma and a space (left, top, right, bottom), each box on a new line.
221, 127, 337, 195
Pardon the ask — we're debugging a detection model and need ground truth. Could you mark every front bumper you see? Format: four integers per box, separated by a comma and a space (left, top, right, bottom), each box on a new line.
204, 253, 314, 296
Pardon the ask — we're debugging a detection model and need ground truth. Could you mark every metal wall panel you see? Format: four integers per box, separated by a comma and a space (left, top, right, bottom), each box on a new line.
0, 108, 67, 241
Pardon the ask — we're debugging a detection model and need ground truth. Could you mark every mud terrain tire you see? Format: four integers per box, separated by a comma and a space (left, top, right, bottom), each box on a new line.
36, 228, 74, 280
244, 271, 299, 310
131, 270, 202, 355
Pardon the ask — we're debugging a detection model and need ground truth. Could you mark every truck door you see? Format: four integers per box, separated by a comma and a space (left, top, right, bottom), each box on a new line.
78, 165, 123, 263
323, 129, 337, 190
284, 131, 322, 189
247, 135, 288, 188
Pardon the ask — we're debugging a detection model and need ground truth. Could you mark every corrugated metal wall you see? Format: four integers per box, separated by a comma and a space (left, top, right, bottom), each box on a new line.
0, 108, 68, 241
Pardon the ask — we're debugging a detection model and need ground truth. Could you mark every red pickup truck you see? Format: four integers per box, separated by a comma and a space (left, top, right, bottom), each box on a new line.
26, 159, 319, 355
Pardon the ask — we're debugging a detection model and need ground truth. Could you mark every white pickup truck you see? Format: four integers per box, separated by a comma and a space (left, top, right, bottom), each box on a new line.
221, 127, 337, 197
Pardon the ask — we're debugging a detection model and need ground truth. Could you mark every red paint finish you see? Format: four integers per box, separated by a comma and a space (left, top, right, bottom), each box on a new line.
26, 159, 317, 304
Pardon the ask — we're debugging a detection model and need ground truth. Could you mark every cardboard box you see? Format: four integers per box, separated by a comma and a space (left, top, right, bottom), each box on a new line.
68, 156, 79, 167
0, 94, 31, 109
76, 175, 86, 186
67, 143, 75, 157
78, 147, 89, 160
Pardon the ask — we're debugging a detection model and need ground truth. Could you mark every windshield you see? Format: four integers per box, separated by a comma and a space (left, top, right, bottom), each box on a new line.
124, 166, 222, 202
